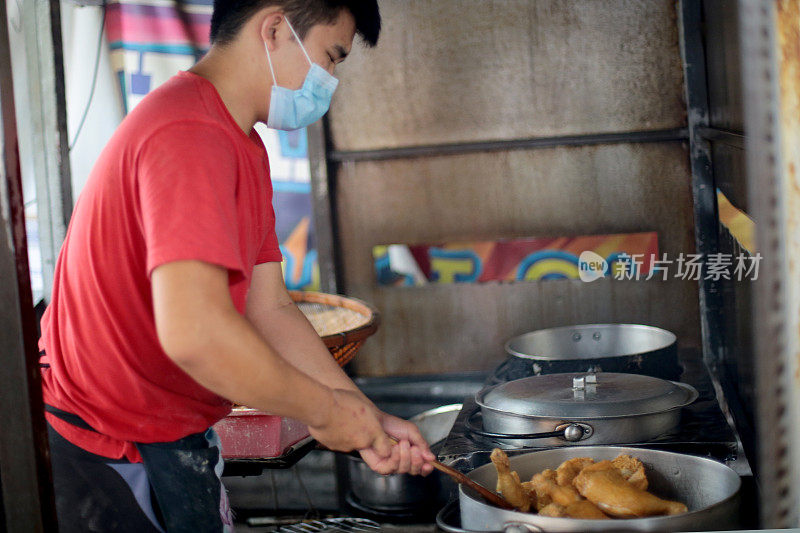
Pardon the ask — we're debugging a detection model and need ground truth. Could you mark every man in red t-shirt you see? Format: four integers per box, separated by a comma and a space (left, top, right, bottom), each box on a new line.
39, 1, 433, 530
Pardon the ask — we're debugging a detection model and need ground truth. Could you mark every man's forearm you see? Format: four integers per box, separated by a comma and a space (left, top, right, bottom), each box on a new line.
245, 299, 368, 400
165, 302, 336, 427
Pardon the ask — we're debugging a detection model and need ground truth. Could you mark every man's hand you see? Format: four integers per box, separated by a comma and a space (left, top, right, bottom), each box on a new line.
308, 389, 395, 459
359, 413, 436, 476
244, 265, 435, 475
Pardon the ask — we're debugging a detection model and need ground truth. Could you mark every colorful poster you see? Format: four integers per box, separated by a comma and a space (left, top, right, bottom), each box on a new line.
374, 232, 659, 286
105, 0, 318, 290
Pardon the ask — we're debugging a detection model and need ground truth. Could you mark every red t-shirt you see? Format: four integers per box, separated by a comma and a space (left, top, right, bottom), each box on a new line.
39, 71, 282, 462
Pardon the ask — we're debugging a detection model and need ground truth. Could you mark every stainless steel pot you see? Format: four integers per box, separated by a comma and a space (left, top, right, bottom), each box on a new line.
471, 373, 698, 447
505, 324, 680, 381
347, 454, 442, 510
458, 446, 741, 532
346, 404, 461, 512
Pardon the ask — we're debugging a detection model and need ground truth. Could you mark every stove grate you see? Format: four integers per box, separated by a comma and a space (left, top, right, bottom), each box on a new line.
270, 517, 380, 532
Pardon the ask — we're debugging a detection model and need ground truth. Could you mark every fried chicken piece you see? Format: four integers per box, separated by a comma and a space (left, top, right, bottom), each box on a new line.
524, 472, 552, 511
520, 481, 539, 509
538, 502, 566, 517
490, 448, 531, 512
574, 461, 688, 518
530, 499, 612, 520
563, 500, 610, 519
555, 457, 595, 487
522, 468, 556, 500
538, 500, 609, 519
611, 454, 648, 491
528, 469, 583, 511
521, 468, 555, 508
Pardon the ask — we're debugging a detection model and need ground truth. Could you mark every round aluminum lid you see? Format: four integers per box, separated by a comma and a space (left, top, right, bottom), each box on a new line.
477, 372, 698, 419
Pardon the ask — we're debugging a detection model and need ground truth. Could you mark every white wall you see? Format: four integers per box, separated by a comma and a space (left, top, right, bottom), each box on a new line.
60, 1, 123, 200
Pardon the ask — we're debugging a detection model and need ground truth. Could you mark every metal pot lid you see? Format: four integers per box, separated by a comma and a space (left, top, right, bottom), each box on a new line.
477, 372, 697, 419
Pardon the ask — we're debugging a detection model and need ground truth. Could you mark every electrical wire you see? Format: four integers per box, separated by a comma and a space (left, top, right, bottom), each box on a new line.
292, 465, 318, 520
69, 1, 107, 151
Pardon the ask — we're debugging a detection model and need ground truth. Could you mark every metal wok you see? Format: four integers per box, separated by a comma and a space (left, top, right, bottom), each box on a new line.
456, 446, 741, 532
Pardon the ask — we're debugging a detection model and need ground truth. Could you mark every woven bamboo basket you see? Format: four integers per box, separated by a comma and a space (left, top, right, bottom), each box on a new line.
290, 290, 380, 367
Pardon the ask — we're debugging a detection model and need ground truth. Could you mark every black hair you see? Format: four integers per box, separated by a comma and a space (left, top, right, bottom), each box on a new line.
210, 0, 381, 47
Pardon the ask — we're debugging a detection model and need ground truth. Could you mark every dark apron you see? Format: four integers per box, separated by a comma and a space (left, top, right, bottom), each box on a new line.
45, 404, 228, 533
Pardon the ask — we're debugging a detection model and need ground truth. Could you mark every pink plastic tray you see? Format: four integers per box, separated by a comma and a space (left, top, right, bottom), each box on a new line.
213, 408, 310, 459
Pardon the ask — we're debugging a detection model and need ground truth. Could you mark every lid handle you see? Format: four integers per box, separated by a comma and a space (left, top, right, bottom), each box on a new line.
573, 372, 597, 400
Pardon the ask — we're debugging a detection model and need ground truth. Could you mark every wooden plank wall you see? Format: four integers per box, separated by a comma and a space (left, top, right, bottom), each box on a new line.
325, 0, 699, 376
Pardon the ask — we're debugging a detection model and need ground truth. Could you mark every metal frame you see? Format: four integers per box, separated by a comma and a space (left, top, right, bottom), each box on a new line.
697, 126, 746, 150
678, 0, 725, 371
328, 128, 688, 163
307, 119, 341, 293
11, 0, 73, 302
678, 0, 767, 495
741, 0, 800, 526
677, 0, 767, 480
0, 1, 58, 529
677, 2, 765, 473
48, 0, 72, 230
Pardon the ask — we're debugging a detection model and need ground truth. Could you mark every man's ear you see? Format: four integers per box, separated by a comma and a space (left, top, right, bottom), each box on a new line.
260, 11, 284, 51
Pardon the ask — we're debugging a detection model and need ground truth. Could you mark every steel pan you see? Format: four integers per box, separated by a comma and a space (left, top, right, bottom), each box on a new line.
346, 404, 461, 511
459, 446, 741, 532
471, 373, 698, 447
505, 324, 680, 381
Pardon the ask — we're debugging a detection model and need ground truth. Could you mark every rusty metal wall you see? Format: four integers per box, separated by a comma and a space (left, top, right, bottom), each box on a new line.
329, 0, 686, 150
774, 0, 800, 521
336, 143, 699, 375
741, 0, 800, 525
325, 0, 697, 375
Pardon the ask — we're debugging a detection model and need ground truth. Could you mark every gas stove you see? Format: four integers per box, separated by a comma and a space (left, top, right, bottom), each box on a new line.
437, 348, 741, 474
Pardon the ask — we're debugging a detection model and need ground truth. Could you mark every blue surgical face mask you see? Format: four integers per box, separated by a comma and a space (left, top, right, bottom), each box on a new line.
264, 18, 339, 131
